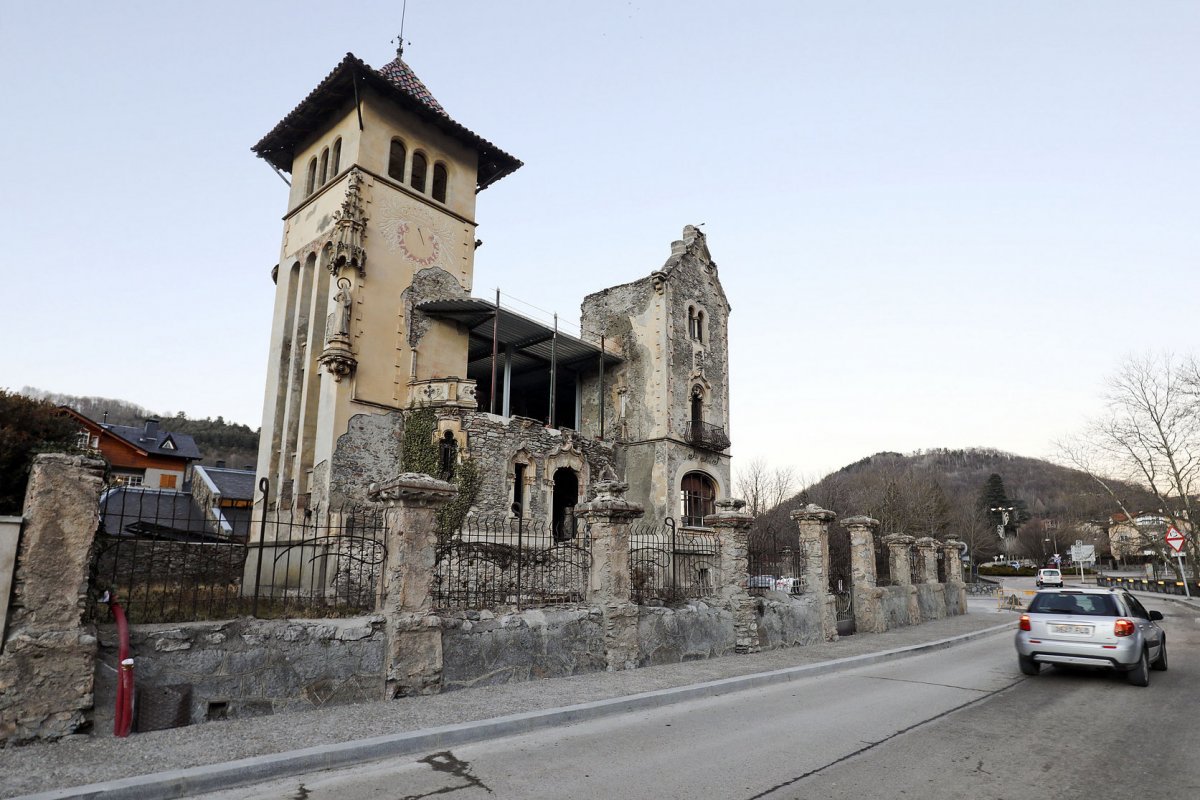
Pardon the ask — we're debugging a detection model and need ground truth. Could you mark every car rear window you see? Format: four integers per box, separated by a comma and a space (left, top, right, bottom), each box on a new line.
1040, 570, 1061, 577
1029, 593, 1117, 616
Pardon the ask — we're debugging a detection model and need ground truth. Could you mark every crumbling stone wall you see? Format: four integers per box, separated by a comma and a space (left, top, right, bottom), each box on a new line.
93, 616, 385, 731
0, 454, 106, 745
451, 411, 615, 522
325, 411, 406, 507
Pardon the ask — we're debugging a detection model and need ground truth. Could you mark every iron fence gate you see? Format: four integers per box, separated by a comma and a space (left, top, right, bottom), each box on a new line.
630, 518, 720, 604
746, 526, 807, 597
433, 516, 592, 610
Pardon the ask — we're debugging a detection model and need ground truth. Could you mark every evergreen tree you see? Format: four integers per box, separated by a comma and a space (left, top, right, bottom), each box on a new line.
0, 390, 79, 512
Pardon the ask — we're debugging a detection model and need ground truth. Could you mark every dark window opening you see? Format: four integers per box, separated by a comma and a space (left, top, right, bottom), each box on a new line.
681, 472, 716, 528
696, 310, 704, 343
432, 163, 448, 202
305, 158, 317, 196
388, 139, 406, 182
411, 152, 428, 193
512, 462, 527, 517
552, 467, 579, 542
331, 138, 341, 175
690, 386, 704, 427
319, 148, 329, 186
438, 431, 457, 481
688, 306, 697, 340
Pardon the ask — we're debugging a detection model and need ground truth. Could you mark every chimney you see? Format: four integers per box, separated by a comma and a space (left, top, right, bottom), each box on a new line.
143, 419, 160, 440
216, 460, 226, 469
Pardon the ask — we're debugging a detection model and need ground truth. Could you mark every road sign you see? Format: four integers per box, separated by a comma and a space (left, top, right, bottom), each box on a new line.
1166, 526, 1185, 554
1070, 544, 1095, 564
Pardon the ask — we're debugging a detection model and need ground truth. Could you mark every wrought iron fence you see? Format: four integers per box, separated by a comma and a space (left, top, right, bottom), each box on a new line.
746, 527, 806, 597
630, 518, 720, 604
89, 482, 387, 624
433, 516, 592, 610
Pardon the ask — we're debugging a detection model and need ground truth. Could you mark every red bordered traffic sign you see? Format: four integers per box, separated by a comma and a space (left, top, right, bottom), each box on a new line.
1165, 526, 1186, 554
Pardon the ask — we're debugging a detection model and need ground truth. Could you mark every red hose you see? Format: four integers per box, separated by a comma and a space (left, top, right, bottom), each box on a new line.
110, 599, 134, 737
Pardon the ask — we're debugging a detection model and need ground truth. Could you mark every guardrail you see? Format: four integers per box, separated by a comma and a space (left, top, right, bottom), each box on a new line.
1096, 574, 1197, 597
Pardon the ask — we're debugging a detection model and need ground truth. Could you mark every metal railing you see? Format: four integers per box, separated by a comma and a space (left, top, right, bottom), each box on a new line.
1097, 574, 1198, 597
434, 516, 592, 610
89, 481, 386, 624
684, 421, 731, 451
630, 518, 720, 604
746, 528, 807, 597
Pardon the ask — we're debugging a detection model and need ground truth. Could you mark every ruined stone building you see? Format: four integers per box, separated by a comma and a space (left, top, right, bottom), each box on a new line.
250, 48, 732, 533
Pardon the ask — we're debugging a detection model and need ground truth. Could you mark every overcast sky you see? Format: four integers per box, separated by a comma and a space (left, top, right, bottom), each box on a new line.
1, 1, 1197, 481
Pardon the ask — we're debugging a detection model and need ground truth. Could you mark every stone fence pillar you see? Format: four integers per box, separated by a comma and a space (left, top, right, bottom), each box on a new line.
0, 454, 106, 744
881, 532, 919, 626
914, 537, 939, 584
942, 536, 967, 616
706, 500, 757, 654
942, 537, 965, 583
575, 480, 644, 670
842, 515, 885, 634
791, 504, 837, 641
370, 473, 457, 698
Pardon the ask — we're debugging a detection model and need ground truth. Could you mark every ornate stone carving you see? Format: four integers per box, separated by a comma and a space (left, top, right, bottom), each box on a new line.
368, 473, 457, 507
330, 169, 368, 276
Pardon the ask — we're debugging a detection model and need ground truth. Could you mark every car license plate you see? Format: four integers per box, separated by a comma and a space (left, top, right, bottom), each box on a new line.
1050, 624, 1093, 635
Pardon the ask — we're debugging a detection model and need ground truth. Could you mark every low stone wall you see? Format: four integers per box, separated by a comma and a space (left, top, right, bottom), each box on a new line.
915, 584, 948, 621
880, 584, 915, 628
756, 592, 826, 650
639, 602, 736, 665
440, 607, 607, 691
944, 582, 966, 615
94, 616, 385, 731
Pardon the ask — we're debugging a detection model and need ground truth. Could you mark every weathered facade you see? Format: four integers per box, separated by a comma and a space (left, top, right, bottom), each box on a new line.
250, 48, 733, 534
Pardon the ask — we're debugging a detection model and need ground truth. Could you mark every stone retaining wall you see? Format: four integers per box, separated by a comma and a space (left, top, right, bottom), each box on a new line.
94, 616, 385, 731
440, 607, 607, 690
756, 593, 826, 650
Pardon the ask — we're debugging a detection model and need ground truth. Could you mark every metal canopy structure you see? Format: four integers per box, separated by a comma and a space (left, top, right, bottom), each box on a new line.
416, 298, 622, 377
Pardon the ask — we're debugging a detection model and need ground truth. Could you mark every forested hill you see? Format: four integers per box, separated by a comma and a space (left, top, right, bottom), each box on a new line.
755, 448, 1154, 554
20, 387, 259, 470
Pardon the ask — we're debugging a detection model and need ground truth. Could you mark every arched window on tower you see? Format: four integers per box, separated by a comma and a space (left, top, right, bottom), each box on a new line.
331, 137, 342, 176
688, 306, 697, 340
305, 158, 317, 196
690, 385, 704, 429
411, 152, 428, 193
432, 162, 448, 202
388, 138, 407, 182
695, 310, 704, 343
680, 472, 716, 528
319, 147, 329, 186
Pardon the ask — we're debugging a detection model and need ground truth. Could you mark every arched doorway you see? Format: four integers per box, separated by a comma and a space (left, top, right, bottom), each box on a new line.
552, 467, 579, 542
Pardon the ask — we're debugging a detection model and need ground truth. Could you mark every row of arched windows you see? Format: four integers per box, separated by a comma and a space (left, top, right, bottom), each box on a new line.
388, 137, 449, 203
305, 138, 343, 197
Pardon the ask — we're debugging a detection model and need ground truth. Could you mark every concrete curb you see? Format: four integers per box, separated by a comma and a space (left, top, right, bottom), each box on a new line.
17, 622, 1012, 800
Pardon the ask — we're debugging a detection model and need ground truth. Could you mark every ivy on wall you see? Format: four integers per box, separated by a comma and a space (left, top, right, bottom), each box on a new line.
401, 408, 479, 536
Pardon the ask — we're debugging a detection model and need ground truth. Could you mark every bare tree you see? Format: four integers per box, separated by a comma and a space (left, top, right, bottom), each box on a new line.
1058, 352, 1200, 579
734, 457, 797, 517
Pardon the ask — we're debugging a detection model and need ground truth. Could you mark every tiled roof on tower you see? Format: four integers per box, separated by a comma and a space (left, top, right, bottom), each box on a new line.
376, 56, 446, 115
252, 52, 522, 191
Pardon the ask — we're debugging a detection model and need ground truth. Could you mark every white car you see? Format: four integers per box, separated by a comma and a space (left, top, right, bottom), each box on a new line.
1036, 568, 1064, 588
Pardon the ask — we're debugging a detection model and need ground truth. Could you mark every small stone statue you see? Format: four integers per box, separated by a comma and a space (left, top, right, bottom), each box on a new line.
333, 277, 353, 337
438, 430, 458, 481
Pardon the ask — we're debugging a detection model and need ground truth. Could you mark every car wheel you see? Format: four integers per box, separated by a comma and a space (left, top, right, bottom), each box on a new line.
1151, 639, 1168, 672
1127, 649, 1150, 686
1018, 655, 1040, 676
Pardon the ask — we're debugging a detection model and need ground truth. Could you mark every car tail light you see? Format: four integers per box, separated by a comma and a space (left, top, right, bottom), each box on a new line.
1019, 614, 1031, 632
1114, 618, 1135, 637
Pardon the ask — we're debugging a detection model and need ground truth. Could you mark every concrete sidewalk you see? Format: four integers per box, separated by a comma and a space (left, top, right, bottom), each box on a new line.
2, 602, 1012, 800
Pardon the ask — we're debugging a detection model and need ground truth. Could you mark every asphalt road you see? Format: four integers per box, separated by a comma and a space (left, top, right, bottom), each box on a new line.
193, 595, 1200, 800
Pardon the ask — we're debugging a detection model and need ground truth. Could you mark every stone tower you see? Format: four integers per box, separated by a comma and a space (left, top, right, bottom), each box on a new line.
580, 226, 733, 526
250, 50, 521, 509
